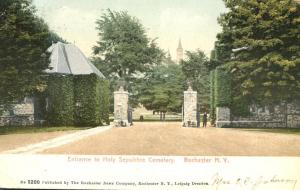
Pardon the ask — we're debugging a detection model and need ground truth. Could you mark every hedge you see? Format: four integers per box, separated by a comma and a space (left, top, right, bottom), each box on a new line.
98, 79, 110, 125
46, 74, 74, 126
209, 67, 232, 123
214, 67, 231, 107
45, 73, 110, 126
210, 66, 251, 118
209, 70, 216, 124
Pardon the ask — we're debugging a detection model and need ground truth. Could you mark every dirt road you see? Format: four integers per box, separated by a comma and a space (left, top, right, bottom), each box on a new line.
0, 131, 77, 152
41, 122, 300, 156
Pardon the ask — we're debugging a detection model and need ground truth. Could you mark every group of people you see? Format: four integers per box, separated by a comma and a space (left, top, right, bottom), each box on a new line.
196, 111, 208, 128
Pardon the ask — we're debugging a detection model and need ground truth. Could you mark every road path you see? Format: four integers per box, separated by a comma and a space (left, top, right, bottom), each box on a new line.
38, 122, 300, 156
1, 126, 111, 154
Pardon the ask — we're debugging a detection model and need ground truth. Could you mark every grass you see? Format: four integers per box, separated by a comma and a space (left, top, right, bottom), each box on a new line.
109, 113, 205, 122
0, 126, 91, 135
237, 128, 300, 135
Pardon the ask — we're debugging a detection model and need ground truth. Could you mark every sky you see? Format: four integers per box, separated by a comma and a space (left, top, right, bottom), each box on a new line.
33, 0, 226, 59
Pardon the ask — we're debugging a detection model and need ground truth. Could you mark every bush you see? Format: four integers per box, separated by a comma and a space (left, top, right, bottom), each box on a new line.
46, 74, 74, 126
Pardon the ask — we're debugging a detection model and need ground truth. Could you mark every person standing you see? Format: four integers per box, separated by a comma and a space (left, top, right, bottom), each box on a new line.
128, 107, 133, 126
203, 112, 208, 128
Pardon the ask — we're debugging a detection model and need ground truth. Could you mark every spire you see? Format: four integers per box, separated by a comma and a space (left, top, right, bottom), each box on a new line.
176, 38, 183, 64
177, 38, 183, 50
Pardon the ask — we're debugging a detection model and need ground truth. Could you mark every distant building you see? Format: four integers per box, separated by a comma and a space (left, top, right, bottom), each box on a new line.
176, 39, 183, 64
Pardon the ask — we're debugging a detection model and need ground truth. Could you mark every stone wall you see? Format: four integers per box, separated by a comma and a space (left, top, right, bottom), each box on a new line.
216, 107, 230, 128
0, 98, 34, 126
222, 102, 300, 128
286, 103, 300, 128
0, 115, 34, 126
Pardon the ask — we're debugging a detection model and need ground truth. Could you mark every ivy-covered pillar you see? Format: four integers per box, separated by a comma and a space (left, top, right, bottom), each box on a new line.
214, 67, 231, 128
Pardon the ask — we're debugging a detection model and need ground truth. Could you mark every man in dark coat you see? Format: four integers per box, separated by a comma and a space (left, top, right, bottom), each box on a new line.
203, 112, 208, 128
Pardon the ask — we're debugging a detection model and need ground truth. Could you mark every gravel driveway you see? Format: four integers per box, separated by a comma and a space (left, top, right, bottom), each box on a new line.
0, 131, 78, 152
39, 122, 300, 156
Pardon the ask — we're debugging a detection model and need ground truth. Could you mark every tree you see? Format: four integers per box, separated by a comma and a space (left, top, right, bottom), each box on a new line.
48, 31, 67, 44
209, 42, 229, 71
181, 50, 210, 111
139, 64, 185, 119
216, 0, 300, 105
0, 0, 52, 109
164, 50, 176, 65
93, 9, 164, 81
92, 9, 164, 108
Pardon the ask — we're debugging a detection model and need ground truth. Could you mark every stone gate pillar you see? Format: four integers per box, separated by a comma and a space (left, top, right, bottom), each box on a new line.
114, 85, 129, 127
216, 107, 230, 128
183, 85, 197, 127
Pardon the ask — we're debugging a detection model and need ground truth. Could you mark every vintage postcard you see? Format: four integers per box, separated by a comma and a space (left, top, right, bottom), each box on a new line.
0, 0, 300, 189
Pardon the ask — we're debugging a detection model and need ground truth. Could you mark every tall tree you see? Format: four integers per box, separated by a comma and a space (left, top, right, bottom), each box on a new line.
181, 50, 210, 111
93, 9, 164, 81
0, 0, 51, 109
216, 0, 300, 105
92, 9, 164, 107
139, 64, 185, 116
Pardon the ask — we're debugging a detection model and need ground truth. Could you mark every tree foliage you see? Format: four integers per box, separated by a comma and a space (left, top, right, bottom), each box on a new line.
139, 64, 185, 113
92, 9, 164, 108
181, 50, 210, 111
0, 0, 53, 108
48, 31, 67, 44
216, 0, 300, 105
93, 9, 164, 81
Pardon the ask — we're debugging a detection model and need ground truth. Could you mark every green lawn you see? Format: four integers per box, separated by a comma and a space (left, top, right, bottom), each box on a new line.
0, 126, 91, 135
109, 113, 183, 122
238, 128, 300, 135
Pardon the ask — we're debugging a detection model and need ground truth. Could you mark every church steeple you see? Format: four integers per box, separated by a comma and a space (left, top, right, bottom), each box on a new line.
176, 38, 183, 64
178, 39, 183, 50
